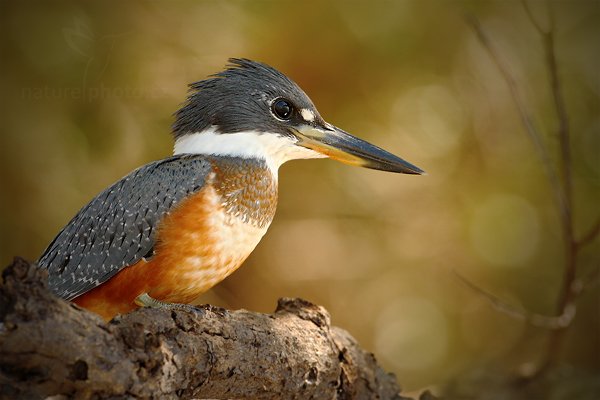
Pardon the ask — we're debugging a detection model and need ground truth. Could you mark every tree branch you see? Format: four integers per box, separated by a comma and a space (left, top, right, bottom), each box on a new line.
0, 258, 413, 399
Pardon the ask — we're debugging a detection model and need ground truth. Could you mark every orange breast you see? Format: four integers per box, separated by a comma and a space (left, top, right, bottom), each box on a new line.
74, 182, 270, 321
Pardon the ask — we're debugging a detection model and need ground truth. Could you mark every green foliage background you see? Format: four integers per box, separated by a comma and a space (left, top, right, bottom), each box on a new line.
1, 0, 598, 395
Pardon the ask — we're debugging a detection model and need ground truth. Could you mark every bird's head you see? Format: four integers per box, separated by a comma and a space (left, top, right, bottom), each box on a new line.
173, 58, 423, 175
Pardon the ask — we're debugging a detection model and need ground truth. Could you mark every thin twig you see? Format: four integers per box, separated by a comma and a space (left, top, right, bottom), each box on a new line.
546, 5, 573, 235
466, 15, 568, 224
522, 0, 549, 35
578, 217, 600, 248
534, 1, 579, 373
468, 3, 587, 376
453, 271, 575, 330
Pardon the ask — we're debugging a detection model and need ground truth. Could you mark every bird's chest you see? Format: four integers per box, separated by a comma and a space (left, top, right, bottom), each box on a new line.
151, 158, 278, 300
197, 200, 269, 284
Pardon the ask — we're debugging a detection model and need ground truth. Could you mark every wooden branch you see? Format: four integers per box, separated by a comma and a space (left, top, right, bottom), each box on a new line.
0, 258, 413, 399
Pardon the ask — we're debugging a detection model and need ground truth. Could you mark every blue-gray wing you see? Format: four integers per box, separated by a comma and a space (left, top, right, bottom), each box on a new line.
38, 155, 212, 301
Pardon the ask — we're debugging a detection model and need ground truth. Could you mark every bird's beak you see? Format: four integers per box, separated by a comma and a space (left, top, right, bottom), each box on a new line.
294, 123, 424, 174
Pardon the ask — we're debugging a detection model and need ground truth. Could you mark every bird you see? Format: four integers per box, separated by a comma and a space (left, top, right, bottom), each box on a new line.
38, 58, 423, 321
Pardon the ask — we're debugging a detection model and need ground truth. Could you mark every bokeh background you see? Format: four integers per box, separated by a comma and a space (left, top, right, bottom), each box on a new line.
1, 0, 598, 397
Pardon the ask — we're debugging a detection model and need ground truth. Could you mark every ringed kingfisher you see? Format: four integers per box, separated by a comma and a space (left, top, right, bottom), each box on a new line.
38, 58, 423, 321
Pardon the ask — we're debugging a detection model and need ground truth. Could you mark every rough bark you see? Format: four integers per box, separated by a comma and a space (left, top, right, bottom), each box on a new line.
0, 257, 411, 399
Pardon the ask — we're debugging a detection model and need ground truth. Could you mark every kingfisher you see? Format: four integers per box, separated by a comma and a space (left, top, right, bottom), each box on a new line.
38, 58, 423, 321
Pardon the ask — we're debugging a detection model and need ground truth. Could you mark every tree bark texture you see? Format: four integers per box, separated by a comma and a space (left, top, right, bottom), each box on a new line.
0, 258, 412, 399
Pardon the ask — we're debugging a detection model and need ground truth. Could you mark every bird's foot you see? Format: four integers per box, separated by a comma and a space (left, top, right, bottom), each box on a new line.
134, 292, 198, 313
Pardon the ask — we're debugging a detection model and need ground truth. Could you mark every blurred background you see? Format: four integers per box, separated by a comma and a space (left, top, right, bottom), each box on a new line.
1, 0, 598, 397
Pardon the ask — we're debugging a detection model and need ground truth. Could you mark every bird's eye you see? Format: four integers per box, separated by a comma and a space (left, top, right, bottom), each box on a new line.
272, 98, 293, 120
